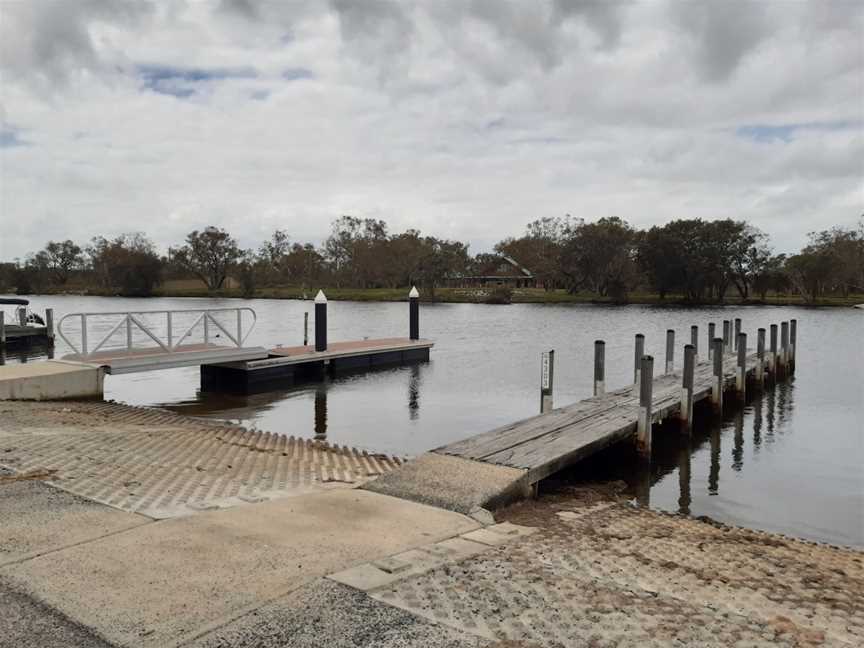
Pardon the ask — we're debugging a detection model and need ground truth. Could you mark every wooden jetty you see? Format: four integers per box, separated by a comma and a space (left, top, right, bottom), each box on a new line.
434, 320, 796, 487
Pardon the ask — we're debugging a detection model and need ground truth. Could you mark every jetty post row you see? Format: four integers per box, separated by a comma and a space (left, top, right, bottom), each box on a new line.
436, 316, 798, 484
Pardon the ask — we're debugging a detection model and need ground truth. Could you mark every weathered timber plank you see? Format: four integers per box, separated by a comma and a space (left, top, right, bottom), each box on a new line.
436, 352, 760, 482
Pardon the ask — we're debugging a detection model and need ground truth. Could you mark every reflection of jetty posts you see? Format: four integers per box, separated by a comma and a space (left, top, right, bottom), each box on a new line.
200, 288, 433, 394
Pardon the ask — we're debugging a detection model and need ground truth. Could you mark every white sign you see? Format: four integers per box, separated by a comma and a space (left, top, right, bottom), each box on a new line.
541, 352, 551, 390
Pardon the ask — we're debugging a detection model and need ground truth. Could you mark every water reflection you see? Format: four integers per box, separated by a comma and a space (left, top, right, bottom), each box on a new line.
314, 383, 328, 442
677, 440, 691, 516
408, 364, 421, 420
0, 343, 53, 365
708, 422, 721, 495
550, 377, 856, 543
732, 409, 744, 472
752, 391, 763, 452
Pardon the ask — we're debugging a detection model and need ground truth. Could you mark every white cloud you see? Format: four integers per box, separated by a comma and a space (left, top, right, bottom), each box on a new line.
1, 0, 861, 260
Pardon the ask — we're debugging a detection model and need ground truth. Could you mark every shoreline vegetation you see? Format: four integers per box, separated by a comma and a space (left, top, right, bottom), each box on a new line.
23, 281, 864, 307
5, 216, 863, 308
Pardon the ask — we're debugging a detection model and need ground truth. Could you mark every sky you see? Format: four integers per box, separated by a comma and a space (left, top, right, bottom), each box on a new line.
1, 0, 862, 261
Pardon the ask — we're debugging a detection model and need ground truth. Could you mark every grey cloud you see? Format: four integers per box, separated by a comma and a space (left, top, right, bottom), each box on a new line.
0, 0, 154, 92
673, 0, 772, 82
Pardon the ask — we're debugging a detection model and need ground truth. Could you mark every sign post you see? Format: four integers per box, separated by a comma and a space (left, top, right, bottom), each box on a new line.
540, 350, 554, 414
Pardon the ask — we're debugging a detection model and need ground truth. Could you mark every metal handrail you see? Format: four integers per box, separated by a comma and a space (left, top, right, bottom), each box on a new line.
57, 307, 257, 358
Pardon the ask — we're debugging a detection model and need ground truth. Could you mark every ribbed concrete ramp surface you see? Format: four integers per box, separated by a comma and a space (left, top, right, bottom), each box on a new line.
365, 499, 864, 647
0, 400, 401, 518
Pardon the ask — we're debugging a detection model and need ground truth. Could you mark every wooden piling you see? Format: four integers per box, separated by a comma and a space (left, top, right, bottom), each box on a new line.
708, 323, 715, 359
634, 334, 645, 384
769, 324, 778, 377
18, 308, 26, 327
0, 312, 5, 345
540, 350, 555, 414
780, 321, 789, 376
790, 319, 797, 374
593, 340, 605, 396
734, 318, 742, 352
722, 320, 730, 355
756, 328, 766, 385
711, 337, 723, 413
665, 329, 675, 374
303, 312, 309, 346
736, 332, 747, 400
46, 308, 54, 341
637, 354, 653, 455
314, 290, 328, 352
680, 344, 695, 431
690, 325, 698, 363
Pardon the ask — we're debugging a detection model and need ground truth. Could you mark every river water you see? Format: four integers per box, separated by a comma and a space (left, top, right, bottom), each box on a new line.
3, 294, 863, 548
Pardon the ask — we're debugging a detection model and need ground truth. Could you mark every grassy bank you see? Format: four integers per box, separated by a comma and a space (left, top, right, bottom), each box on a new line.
24, 280, 864, 307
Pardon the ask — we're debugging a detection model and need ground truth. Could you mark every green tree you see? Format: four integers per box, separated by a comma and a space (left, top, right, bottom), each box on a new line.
560, 217, 638, 300
87, 234, 163, 296
43, 239, 83, 285
171, 226, 241, 291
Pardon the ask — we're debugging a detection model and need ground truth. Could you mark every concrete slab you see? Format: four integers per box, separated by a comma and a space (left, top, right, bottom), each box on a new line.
188, 578, 487, 648
0, 579, 116, 648
461, 522, 537, 547
0, 476, 150, 567
0, 489, 479, 648
363, 453, 530, 514
0, 360, 104, 400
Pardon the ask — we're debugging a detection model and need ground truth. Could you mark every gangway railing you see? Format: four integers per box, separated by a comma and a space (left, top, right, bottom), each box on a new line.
57, 308, 257, 359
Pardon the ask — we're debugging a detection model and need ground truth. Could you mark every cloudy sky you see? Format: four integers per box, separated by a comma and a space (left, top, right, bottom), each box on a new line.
1, 0, 862, 260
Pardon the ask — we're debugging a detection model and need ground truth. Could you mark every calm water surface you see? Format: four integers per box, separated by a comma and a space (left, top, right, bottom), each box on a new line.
4, 294, 863, 548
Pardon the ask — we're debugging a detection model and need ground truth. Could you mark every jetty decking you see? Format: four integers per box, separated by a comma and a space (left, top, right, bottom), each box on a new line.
63, 343, 270, 374
436, 351, 761, 484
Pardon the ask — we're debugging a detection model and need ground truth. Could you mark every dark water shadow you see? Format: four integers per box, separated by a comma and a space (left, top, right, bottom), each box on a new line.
542, 380, 797, 520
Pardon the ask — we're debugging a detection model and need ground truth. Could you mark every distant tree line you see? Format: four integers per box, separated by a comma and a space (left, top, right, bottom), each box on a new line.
1, 215, 861, 304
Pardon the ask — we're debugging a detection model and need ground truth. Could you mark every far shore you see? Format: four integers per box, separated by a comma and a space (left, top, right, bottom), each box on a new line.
11, 282, 864, 308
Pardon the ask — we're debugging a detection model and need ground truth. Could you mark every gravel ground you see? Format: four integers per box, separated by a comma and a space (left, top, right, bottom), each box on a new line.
189, 579, 488, 648
0, 580, 115, 648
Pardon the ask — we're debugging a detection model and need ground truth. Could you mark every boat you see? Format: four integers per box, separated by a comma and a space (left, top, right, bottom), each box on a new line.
0, 297, 44, 326
1, 298, 51, 347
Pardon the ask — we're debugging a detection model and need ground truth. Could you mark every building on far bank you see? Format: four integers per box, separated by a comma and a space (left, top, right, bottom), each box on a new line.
447, 255, 536, 288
